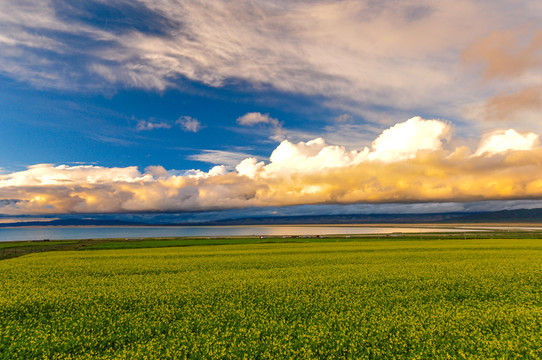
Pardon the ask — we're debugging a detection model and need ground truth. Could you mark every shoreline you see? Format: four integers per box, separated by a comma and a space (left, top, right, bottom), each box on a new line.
2, 222, 542, 230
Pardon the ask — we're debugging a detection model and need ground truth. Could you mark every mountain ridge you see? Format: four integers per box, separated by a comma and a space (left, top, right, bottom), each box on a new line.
2, 208, 542, 227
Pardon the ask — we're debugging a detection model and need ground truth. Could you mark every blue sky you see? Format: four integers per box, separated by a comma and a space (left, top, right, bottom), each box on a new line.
0, 73, 333, 171
1, 0, 542, 219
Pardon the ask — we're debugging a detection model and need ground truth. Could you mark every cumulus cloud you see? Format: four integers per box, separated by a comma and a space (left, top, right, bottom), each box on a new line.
368, 117, 451, 162
236, 158, 265, 179
3, 117, 542, 215
177, 116, 203, 133
474, 129, 539, 156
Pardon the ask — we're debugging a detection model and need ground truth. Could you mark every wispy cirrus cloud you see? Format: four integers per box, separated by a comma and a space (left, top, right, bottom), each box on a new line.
3, 117, 542, 215
2, 0, 536, 123
134, 116, 203, 132
462, 27, 542, 81
187, 149, 263, 169
334, 114, 352, 123
462, 27, 542, 128
236, 112, 283, 141
136, 120, 172, 131
237, 113, 279, 126
479, 86, 542, 122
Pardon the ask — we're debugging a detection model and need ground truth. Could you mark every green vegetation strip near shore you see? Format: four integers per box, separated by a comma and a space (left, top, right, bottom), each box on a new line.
2, 230, 542, 260
1, 238, 541, 359
0, 240, 78, 249
86, 230, 542, 248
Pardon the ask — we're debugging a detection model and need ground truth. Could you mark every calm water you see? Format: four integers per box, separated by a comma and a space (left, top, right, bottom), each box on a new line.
0, 225, 482, 242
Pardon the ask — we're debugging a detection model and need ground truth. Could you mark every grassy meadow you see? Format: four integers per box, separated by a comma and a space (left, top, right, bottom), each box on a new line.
1, 236, 542, 359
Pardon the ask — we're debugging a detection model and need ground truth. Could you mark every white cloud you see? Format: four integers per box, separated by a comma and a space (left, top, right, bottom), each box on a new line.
237, 112, 279, 126
369, 116, 451, 162
177, 116, 203, 133
123, 0, 495, 117
135, 116, 204, 132
475, 129, 540, 156
234, 117, 450, 179
136, 120, 172, 131
260, 138, 368, 178
208, 165, 228, 177
236, 158, 264, 179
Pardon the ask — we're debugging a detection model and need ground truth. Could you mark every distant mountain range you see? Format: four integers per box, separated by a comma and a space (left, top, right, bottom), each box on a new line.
199, 213, 460, 225
3, 208, 542, 227
195, 208, 542, 225
439, 208, 542, 224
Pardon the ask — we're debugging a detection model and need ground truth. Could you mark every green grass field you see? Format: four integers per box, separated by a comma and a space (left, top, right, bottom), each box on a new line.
1, 237, 542, 359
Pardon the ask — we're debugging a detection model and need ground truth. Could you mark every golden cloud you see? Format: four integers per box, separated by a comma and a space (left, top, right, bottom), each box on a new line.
2, 117, 542, 215
478, 86, 542, 122
463, 27, 542, 124
462, 27, 542, 80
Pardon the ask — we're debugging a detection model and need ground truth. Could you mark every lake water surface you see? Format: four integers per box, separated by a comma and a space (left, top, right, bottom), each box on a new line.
0, 225, 490, 242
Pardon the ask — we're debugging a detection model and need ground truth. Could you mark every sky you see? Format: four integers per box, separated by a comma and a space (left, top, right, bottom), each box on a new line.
1, 0, 542, 220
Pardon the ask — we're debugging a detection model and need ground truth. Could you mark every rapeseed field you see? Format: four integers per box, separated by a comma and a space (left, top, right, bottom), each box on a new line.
1, 239, 541, 359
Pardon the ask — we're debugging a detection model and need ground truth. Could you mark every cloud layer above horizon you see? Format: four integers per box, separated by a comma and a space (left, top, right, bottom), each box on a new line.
1, 1, 542, 216
2, 117, 542, 215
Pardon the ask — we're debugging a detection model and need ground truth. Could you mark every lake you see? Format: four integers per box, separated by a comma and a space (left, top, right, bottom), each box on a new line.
0, 225, 489, 242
